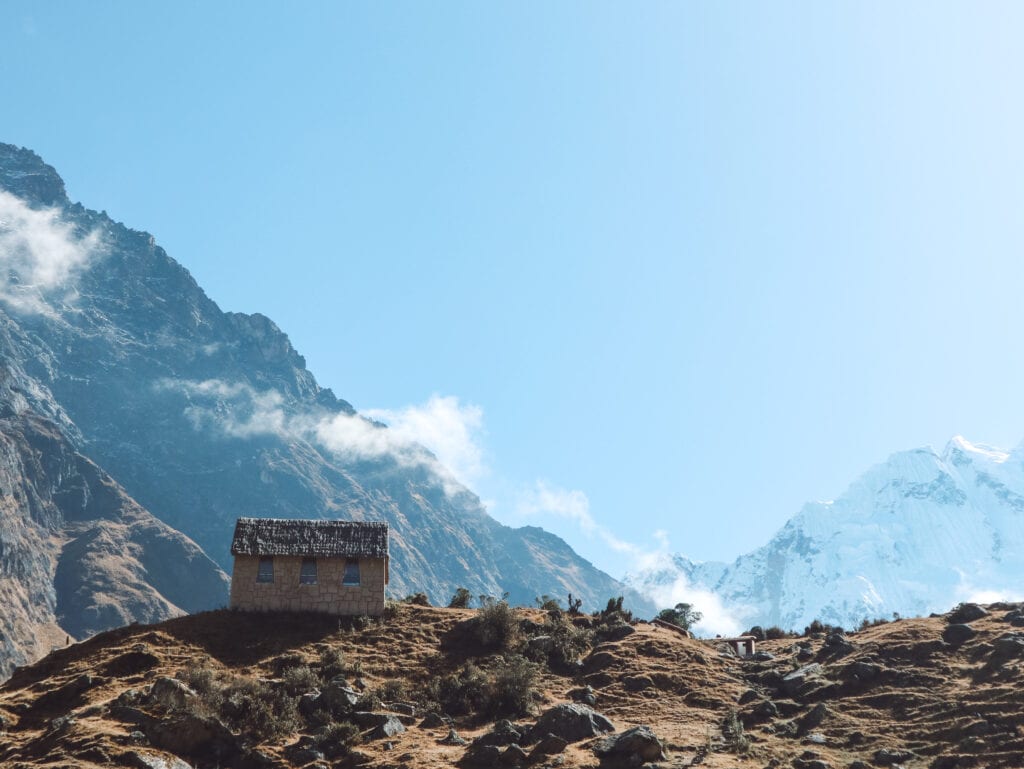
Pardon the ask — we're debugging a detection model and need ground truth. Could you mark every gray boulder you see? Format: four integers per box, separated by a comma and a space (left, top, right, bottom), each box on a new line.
127, 753, 193, 769
567, 685, 597, 705
368, 716, 406, 740
592, 725, 667, 765
529, 704, 615, 743
780, 663, 823, 696
948, 603, 989, 624
942, 623, 976, 646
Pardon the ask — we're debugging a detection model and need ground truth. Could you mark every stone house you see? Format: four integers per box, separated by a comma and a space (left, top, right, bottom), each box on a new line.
229, 518, 389, 616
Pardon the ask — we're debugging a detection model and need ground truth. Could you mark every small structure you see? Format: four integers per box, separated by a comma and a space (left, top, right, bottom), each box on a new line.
229, 517, 389, 616
715, 635, 757, 657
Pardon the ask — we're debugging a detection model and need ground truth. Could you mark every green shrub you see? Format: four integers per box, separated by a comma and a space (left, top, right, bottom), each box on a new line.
472, 599, 520, 651
764, 626, 789, 640
312, 722, 361, 758
317, 647, 346, 682
656, 603, 702, 631
377, 678, 408, 702
722, 708, 751, 754
221, 677, 299, 742
178, 666, 218, 697
535, 595, 563, 612
529, 613, 593, 671
402, 592, 431, 606
449, 587, 473, 609
426, 664, 489, 716
597, 596, 633, 624
486, 655, 538, 718
282, 665, 319, 695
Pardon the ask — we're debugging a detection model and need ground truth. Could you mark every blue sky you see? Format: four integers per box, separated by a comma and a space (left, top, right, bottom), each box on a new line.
4, 3, 1024, 580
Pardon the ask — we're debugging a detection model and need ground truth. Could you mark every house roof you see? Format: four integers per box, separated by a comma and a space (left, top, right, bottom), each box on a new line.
230, 518, 389, 558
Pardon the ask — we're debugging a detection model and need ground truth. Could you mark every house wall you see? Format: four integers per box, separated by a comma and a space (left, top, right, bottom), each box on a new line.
229, 555, 387, 616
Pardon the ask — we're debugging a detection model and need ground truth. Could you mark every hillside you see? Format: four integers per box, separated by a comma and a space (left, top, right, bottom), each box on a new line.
2, 599, 1023, 768
629, 437, 1024, 632
0, 140, 651, 675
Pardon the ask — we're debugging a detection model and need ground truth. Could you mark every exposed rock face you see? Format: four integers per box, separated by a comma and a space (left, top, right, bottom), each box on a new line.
0, 142, 651, 674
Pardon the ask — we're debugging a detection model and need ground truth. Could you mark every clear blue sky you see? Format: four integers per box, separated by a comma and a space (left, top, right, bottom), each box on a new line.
4, 3, 1024, 579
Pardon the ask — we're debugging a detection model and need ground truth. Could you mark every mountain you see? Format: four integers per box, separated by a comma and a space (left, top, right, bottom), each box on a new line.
4, 600, 1024, 768
628, 436, 1024, 632
0, 142, 650, 675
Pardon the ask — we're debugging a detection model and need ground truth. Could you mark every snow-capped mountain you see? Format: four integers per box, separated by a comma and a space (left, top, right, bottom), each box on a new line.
627, 436, 1024, 632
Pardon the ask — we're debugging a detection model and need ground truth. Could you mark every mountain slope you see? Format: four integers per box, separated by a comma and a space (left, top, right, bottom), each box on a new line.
629, 437, 1024, 631
0, 142, 650, 670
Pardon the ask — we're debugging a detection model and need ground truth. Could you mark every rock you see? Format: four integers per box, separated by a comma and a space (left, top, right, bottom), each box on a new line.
793, 760, 830, 769
623, 675, 654, 692
144, 714, 239, 763
600, 623, 637, 642
500, 744, 529, 765
387, 701, 417, 716
799, 703, 829, 732
753, 651, 776, 661
461, 744, 502, 767
873, 748, 915, 764
583, 651, 618, 673
990, 633, 1024, 661
752, 699, 779, 718
948, 603, 989, 624
320, 680, 360, 714
529, 733, 569, 757
472, 720, 524, 747
942, 624, 976, 646
780, 663, 823, 696
805, 732, 827, 744
529, 704, 615, 743
419, 712, 451, 729
1003, 609, 1024, 627
127, 752, 194, 769
146, 679, 197, 708
363, 715, 406, 740
440, 729, 468, 746
298, 690, 323, 717
592, 725, 667, 765
567, 685, 597, 705
284, 742, 326, 765
527, 635, 555, 655
848, 661, 882, 680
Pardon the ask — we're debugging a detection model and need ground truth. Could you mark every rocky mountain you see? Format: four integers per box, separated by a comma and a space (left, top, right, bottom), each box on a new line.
628, 436, 1024, 632
0, 142, 649, 675
3, 599, 1024, 768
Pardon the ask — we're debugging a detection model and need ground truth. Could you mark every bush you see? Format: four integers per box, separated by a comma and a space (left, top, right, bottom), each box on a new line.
449, 587, 473, 609
530, 613, 593, 671
803, 619, 843, 637
764, 626, 789, 640
858, 616, 890, 631
402, 592, 431, 606
597, 596, 634, 624
426, 664, 489, 716
220, 677, 299, 741
312, 722, 361, 758
656, 603, 702, 631
472, 599, 520, 651
282, 665, 319, 695
317, 647, 346, 682
535, 595, 563, 612
179, 666, 218, 697
486, 655, 538, 718
377, 678, 408, 702
722, 708, 751, 754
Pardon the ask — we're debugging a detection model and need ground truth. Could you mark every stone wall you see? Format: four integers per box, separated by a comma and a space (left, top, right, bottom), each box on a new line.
229, 555, 387, 616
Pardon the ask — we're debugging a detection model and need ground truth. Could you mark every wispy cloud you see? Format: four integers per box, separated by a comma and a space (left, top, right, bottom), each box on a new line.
161, 379, 485, 496
0, 190, 102, 314
515, 481, 639, 555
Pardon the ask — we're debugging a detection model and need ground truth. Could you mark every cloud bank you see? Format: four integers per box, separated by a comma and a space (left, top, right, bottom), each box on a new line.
163, 379, 486, 496
0, 191, 102, 314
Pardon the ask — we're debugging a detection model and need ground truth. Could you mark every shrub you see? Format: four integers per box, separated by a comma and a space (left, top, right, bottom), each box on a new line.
179, 666, 218, 697
722, 708, 751, 754
486, 654, 538, 718
597, 596, 634, 624
220, 677, 299, 742
533, 613, 593, 671
656, 603, 702, 631
803, 619, 843, 637
764, 626, 789, 640
402, 592, 431, 606
312, 722, 361, 758
535, 595, 563, 612
449, 587, 473, 609
426, 664, 489, 716
472, 599, 520, 651
566, 593, 583, 615
858, 616, 890, 631
282, 665, 319, 695
377, 678, 408, 702
317, 647, 346, 682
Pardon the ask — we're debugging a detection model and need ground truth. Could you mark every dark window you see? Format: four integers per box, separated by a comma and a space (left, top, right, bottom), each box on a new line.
256, 556, 274, 583
300, 557, 318, 585
342, 558, 360, 586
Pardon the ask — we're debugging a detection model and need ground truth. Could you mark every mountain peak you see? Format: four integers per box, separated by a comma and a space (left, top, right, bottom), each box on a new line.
0, 143, 67, 207
941, 435, 1009, 465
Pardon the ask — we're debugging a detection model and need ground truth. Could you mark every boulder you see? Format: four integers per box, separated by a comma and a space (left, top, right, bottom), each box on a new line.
567, 685, 597, 705
144, 714, 239, 764
500, 744, 529, 765
873, 747, 916, 764
461, 744, 501, 767
529, 704, 615, 743
147, 677, 199, 711
1003, 609, 1024, 627
529, 733, 569, 757
298, 690, 322, 717
127, 753, 193, 769
798, 703, 829, 733
472, 720, 524, 747
948, 603, 988, 624
319, 680, 360, 714
942, 624, 976, 646
592, 725, 667, 765
368, 716, 406, 740
599, 623, 637, 642
439, 728, 468, 746
990, 633, 1024, 661
419, 712, 451, 729
780, 663, 823, 696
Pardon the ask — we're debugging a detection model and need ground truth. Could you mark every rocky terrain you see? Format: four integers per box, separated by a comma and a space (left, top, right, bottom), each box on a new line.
2, 598, 1023, 768
629, 437, 1024, 632
0, 141, 649, 676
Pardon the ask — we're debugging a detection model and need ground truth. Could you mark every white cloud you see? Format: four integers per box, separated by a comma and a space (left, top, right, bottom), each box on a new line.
515, 481, 639, 555
644, 573, 749, 637
161, 379, 485, 496
0, 190, 102, 314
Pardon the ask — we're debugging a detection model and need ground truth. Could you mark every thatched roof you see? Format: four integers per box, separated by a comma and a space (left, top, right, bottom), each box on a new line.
230, 518, 389, 558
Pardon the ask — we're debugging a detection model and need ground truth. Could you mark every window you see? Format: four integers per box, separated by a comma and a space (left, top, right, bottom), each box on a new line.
342, 558, 360, 586
256, 556, 274, 583
300, 557, 318, 585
